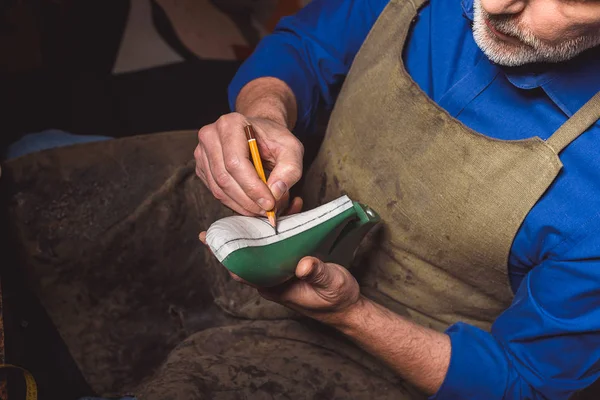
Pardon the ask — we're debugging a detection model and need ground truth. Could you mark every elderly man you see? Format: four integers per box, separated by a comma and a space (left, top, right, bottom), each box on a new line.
183, 0, 600, 398
4, 0, 600, 399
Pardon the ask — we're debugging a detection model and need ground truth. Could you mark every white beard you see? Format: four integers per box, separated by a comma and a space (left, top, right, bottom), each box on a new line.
472, 0, 600, 67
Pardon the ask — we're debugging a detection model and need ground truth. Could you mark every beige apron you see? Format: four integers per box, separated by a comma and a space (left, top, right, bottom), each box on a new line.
5, 0, 600, 398
301, 0, 600, 331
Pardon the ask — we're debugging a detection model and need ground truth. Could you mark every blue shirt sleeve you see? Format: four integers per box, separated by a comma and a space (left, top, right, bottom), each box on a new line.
433, 228, 600, 399
227, 0, 389, 133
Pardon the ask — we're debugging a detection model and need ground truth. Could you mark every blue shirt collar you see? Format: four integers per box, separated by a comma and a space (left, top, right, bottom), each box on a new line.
539, 48, 600, 117
460, 0, 600, 117
461, 0, 474, 21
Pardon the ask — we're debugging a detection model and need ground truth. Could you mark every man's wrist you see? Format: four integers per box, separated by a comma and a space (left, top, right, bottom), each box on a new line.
322, 295, 373, 333
235, 77, 298, 129
243, 97, 291, 128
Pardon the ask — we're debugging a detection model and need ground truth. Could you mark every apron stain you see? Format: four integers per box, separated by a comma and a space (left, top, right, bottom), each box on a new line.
318, 172, 328, 202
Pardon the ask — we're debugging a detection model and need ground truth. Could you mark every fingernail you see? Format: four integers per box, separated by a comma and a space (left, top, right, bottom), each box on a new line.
270, 181, 288, 200
298, 260, 316, 279
257, 198, 273, 211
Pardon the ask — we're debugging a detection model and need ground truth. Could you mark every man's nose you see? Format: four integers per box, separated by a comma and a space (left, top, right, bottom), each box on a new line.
480, 0, 526, 15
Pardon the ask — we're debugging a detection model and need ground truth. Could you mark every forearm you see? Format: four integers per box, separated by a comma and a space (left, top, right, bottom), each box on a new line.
235, 77, 298, 130
328, 296, 451, 395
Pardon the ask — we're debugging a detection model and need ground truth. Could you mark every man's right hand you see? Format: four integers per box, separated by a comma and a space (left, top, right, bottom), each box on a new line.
194, 112, 304, 216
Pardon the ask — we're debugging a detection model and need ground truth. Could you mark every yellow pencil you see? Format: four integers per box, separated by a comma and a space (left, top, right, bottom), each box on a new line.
244, 124, 278, 233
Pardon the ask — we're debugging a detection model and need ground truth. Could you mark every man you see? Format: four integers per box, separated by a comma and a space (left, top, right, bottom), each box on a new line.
184, 0, 600, 398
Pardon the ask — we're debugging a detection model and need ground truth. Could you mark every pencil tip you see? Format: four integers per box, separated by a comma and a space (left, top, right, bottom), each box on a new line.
268, 214, 277, 234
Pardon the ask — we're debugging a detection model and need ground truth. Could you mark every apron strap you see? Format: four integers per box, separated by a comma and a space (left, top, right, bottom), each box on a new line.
393, 0, 429, 12
546, 91, 600, 154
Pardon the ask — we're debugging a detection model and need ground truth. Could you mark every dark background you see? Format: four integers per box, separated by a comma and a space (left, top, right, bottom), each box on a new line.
0, 0, 240, 157
1, 1, 239, 398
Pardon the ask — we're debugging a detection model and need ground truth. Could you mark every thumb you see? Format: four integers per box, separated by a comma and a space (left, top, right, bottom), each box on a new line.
267, 148, 303, 201
296, 257, 333, 289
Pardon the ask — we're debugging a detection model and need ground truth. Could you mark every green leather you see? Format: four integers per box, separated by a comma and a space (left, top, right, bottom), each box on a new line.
222, 202, 380, 287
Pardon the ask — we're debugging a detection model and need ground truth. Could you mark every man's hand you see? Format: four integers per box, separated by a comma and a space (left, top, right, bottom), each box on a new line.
194, 112, 304, 216
258, 257, 363, 324
262, 257, 450, 396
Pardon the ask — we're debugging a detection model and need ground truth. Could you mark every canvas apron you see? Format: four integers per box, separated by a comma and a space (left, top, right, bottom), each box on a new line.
300, 0, 600, 331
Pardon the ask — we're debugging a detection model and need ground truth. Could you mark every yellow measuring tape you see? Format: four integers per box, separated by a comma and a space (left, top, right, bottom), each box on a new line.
0, 364, 37, 400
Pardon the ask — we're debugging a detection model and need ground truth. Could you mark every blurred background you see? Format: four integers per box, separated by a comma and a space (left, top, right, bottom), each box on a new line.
0, 0, 309, 157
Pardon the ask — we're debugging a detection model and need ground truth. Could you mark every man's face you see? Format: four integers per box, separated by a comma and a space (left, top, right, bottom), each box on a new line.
473, 0, 600, 66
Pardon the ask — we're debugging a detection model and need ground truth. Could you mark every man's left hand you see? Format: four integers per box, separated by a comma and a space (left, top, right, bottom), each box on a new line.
198, 231, 362, 325
257, 257, 362, 325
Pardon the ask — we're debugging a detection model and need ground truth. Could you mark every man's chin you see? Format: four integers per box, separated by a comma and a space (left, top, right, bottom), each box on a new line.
480, 48, 534, 67
480, 44, 595, 68
474, 23, 600, 67
473, 30, 533, 66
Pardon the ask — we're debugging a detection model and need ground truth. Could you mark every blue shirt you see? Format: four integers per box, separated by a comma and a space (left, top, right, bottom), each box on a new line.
228, 0, 600, 398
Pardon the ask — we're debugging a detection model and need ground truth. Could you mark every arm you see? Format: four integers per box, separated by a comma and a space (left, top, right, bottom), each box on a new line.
258, 258, 449, 395
333, 296, 450, 394
234, 77, 298, 130
259, 248, 600, 400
